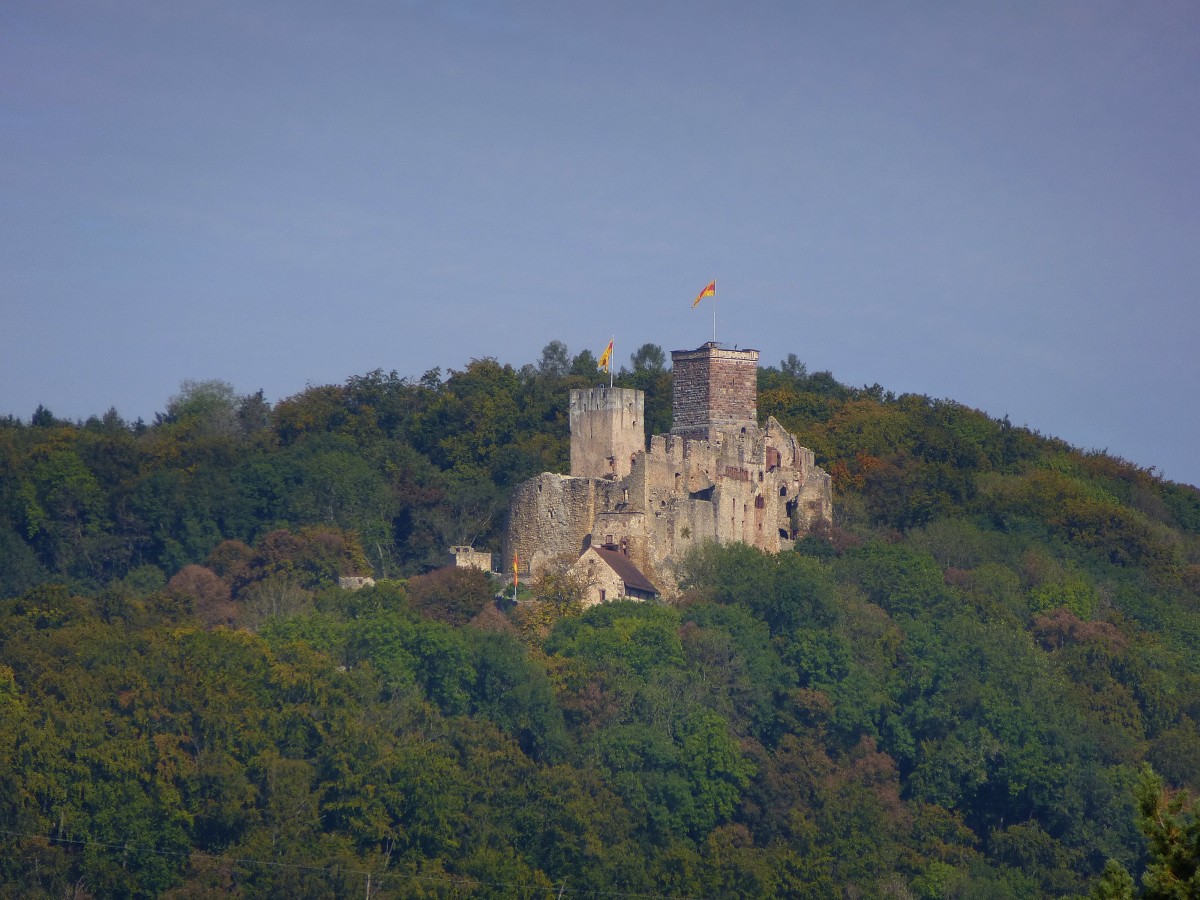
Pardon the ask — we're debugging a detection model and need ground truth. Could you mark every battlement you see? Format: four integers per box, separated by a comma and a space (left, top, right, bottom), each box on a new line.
570, 387, 645, 480
505, 337, 832, 599
671, 342, 759, 441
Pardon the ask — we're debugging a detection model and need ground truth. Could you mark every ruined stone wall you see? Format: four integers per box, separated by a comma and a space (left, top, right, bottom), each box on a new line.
450, 546, 494, 572
505, 351, 835, 600
642, 498, 718, 583
640, 434, 718, 511
570, 387, 645, 480
671, 343, 759, 440
504, 474, 596, 577
707, 430, 775, 553
795, 470, 834, 531
627, 426, 786, 587
639, 421, 831, 563
504, 473, 633, 577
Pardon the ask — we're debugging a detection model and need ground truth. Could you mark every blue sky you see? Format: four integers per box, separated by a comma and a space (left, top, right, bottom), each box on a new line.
3, 1, 1198, 486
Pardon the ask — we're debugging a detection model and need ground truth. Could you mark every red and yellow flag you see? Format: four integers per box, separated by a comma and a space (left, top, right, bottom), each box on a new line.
512, 553, 519, 589
598, 339, 614, 373
692, 280, 716, 307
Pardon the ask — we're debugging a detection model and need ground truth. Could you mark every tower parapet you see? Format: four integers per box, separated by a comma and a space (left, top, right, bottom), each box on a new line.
504, 337, 832, 599
569, 387, 645, 480
670, 342, 759, 442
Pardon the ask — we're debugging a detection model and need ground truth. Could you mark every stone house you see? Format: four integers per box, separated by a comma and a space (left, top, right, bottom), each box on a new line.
571, 544, 660, 607
504, 341, 833, 597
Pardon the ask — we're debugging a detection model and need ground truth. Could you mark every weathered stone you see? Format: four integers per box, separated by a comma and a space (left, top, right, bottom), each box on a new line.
570, 387, 644, 480
449, 546, 494, 572
505, 342, 833, 598
671, 342, 758, 441
571, 545, 660, 607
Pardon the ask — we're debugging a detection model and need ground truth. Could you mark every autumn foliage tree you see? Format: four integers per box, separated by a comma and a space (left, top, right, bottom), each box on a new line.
0, 347, 1198, 896
406, 565, 495, 626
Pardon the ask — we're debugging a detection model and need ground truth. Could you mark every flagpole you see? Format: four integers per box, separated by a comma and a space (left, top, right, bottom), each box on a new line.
609, 335, 615, 388
713, 292, 717, 344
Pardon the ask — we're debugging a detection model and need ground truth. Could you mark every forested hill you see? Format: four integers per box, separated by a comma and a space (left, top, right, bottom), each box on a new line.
1, 342, 1198, 897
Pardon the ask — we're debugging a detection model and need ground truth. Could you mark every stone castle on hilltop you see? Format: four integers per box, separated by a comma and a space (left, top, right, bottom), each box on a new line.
503, 342, 833, 602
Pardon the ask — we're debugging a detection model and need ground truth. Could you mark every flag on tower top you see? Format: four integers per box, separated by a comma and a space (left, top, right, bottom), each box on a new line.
598, 339, 614, 373
692, 280, 716, 307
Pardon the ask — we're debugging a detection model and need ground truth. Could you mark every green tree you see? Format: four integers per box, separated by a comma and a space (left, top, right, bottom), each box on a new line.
285, 445, 396, 572
16, 440, 107, 579
406, 565, 494, 626
538, 340, 571, 378
1091, 859, 1136, 899
160, 379, 241, 438
629, 343, 666, 375
1135, 766, 1200, 898
677, 710, 755, 834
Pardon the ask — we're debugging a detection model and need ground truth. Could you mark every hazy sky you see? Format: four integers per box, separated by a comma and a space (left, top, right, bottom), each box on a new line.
3, 1, 1198, 486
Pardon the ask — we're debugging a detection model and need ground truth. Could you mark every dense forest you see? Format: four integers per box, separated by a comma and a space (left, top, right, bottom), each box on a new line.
1, 341, 1198, 898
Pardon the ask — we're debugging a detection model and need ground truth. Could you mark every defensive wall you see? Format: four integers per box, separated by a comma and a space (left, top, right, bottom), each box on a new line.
570, 387, 644, 480
504, 341, 833, 596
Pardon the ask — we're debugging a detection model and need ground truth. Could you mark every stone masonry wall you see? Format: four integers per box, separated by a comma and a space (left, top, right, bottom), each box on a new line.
570, 387, 645, 480
450, 546, 494, 572
571, 547, 629, 607
505, 474, 595, 577
505, 343, 834, 599
504, 473, 631, 577
670, 352, 711, 435
671, 343, 759, 440
599, 416, 831, 591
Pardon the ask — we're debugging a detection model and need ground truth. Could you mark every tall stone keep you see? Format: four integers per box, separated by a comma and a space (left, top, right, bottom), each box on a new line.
506, 337, 833, 600
671, 342, 759, 441
570, 387, 645, 480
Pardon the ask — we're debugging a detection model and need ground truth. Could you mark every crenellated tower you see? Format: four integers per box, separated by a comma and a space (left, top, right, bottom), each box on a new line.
670, 342, 759, 442
505, 338, 833, 601
569, 387, 644, 480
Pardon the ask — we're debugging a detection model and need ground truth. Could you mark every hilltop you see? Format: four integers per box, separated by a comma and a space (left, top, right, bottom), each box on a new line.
1, 342, 1198, 896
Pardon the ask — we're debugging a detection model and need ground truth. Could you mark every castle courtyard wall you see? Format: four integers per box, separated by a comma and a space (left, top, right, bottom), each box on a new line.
504, 342, 833, 598
507, 474, 596, 576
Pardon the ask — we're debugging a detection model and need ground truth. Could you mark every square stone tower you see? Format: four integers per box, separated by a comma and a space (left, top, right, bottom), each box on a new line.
670, 342, 759, 441
570, 387, 645, 480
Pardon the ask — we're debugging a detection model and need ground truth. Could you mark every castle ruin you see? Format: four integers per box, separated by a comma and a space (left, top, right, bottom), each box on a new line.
504, 342, 833, 599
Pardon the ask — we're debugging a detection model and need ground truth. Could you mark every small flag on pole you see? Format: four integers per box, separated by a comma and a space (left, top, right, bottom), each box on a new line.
692, 280, 716, 308
512, 553, 519, 588
598, 339, 614, 373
